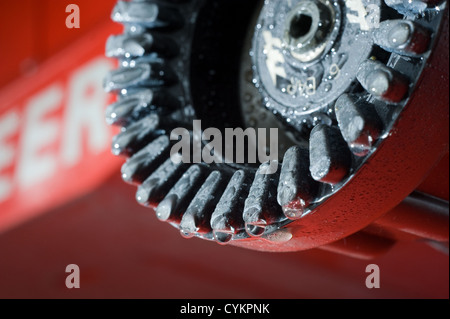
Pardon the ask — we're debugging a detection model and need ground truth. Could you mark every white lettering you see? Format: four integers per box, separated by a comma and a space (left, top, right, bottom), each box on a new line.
365, 264, 381, 288
202, 127, 223, 164
0, 111, 19, 202
65, 264, 80, 288
17, 85, 63, 189
225, 127, 257, 164
61, 58, 111, 166
170, 127, 191, 164
170, 121, 278, 174
66, 4, 80, 29
263, 31, 287, 85
346, 0, 370, 31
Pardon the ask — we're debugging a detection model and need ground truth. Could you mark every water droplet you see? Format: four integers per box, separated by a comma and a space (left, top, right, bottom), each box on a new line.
245, 221, 266, 237
213, 230, 234, 245
283, 206, 303, 220
180, 229, 194, 239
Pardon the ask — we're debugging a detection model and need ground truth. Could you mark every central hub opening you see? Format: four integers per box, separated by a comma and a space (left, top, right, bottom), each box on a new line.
289, 13, 313, 39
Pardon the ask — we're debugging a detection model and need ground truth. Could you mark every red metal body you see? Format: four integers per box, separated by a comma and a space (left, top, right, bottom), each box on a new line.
0, 1, 448, 299
231, 11, 449, 253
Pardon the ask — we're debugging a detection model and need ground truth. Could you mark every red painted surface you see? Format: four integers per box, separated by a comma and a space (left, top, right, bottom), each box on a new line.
0, 173, 447, 298
0, 1, 448, 299
417, 152, 449, 201
0, 19, 123, 233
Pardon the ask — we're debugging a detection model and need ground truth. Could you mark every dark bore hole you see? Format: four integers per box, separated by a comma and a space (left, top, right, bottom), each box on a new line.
289, 13, 313, 39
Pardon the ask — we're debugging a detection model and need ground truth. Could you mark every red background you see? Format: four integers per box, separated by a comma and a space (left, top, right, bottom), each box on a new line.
0, 0, 448, 299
